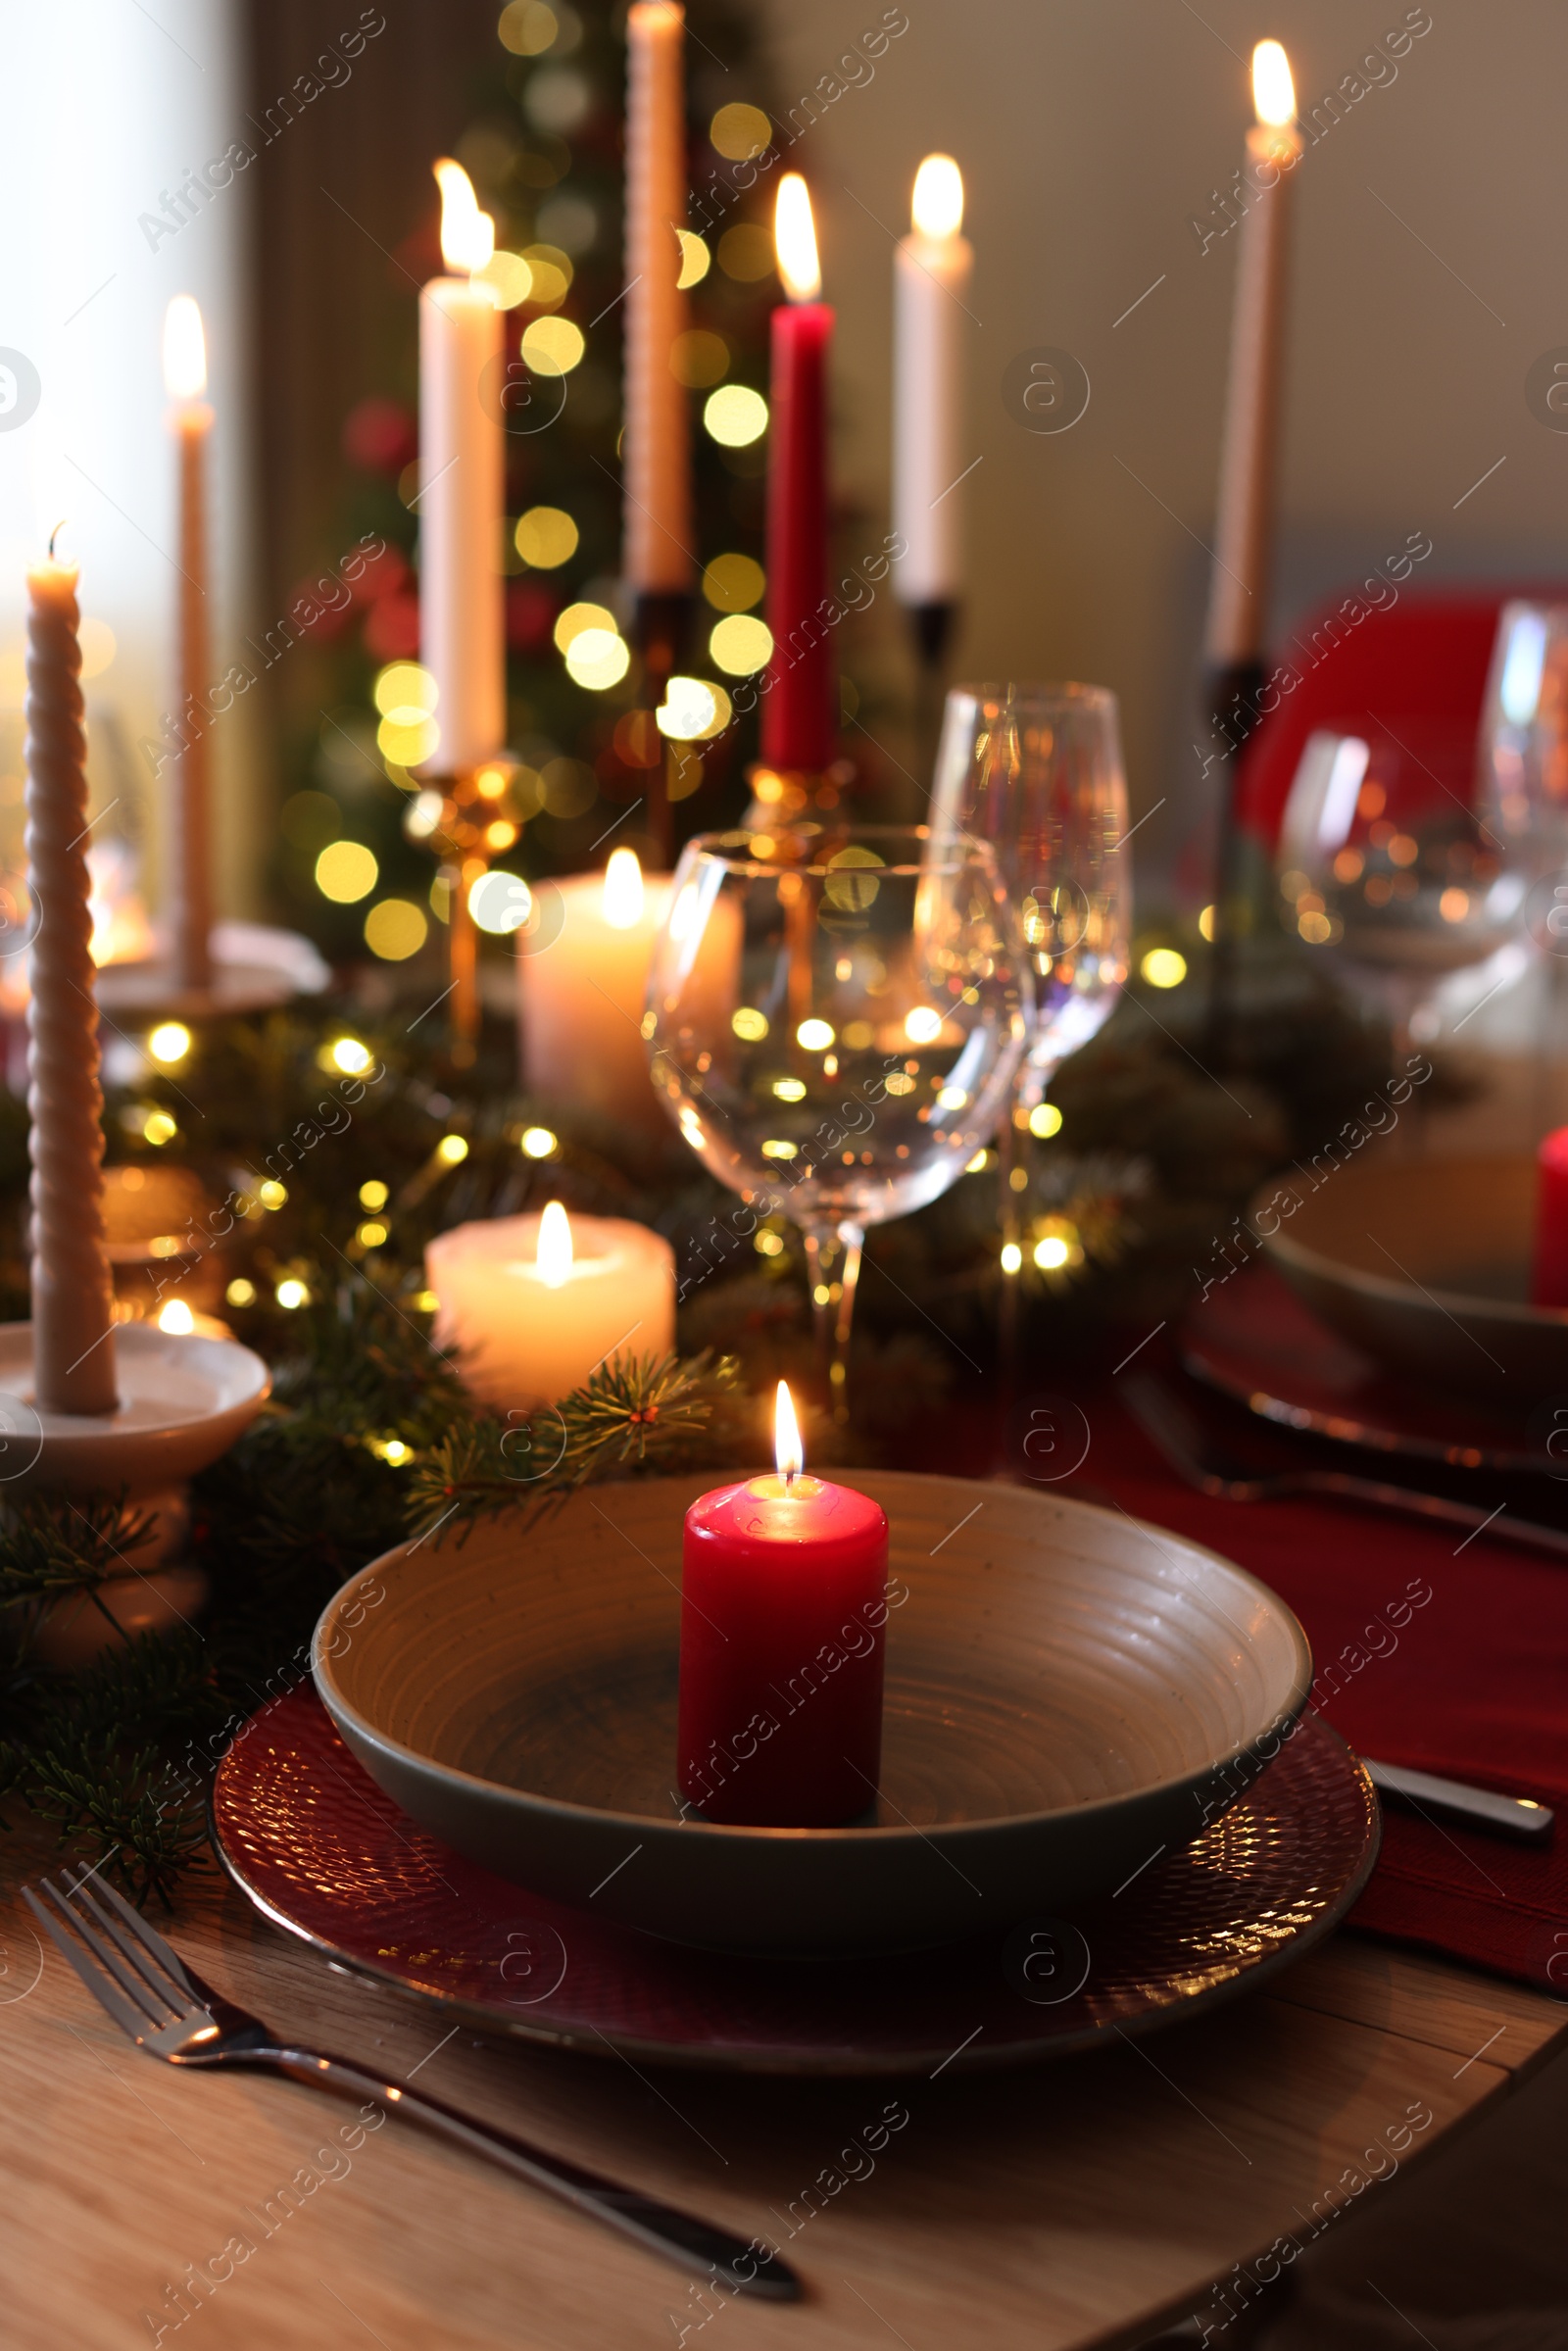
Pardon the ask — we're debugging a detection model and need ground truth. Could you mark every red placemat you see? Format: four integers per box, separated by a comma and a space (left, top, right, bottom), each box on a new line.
1047, 1370, 1568, 1993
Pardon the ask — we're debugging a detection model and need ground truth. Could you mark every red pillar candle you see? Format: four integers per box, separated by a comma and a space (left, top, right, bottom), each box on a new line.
761, 174, 836, 774
1533, 1127, 1568, 1307
678, 1384, 888, 1826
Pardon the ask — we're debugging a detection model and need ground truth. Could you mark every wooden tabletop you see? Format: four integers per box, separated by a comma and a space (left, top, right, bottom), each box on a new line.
2, 1827, 1563, 2351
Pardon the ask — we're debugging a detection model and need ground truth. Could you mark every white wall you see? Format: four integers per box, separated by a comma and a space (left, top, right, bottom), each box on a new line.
757, 0, 1568, 907
0, 0, 256, 911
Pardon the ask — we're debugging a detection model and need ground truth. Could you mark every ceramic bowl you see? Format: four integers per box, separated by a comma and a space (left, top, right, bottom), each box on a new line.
1256, 1151, 1567, 1405
313, 1472, 1312, 1957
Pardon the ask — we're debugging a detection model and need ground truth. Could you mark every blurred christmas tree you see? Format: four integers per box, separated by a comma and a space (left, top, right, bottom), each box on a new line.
270, 0, 786, 971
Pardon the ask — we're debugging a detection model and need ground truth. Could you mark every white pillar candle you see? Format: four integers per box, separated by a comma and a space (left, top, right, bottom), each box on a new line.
419, 161, 505, 776
25, 550, 117, 1415
624, 0, 694, 593
1203, 42, 1303, 670
519, 848, 674, 1131
426, 1201, 675, 1408
893, 156, 972, 609
163, 296, 214, 991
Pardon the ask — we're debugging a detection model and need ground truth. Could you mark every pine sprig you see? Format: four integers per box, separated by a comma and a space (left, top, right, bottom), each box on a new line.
408, 1349, 749, 1542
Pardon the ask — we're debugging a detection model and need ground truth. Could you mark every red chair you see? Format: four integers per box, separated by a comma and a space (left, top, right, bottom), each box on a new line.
1234, 590, 1566, 851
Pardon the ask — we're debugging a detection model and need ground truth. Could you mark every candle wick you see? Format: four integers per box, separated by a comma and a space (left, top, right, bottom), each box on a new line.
48, 519, 66, 561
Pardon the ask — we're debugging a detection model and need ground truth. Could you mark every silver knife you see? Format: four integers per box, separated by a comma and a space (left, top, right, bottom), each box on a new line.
1364, 1757, 1554, 1843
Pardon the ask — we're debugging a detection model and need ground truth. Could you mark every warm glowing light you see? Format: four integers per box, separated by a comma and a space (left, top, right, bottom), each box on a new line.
143, 1110, 177, 1147
704, 384, 768, 447
774, 1380, 804, 1481
435, 158, 495, 274
732, 1006, 769, 1041
675, 229, 710, 289
1251, 39, 1296, 127
1000, 1242, 1022, 1275
317, 841, 378, 904
772, 1077, 807, 1101
373, 661, 438, 719
1141, 947, 1188, 989
520, 1125, 557, 1158
1029, 1102, 1063, 1139
911, 154, 963, 240
658, 676, 719, 740
514, 507, 578, 568
1034, 1235, 1071, 1272
437, 1134, 469, 1165
157, 1299, 195, 1335
163, 297, 207, 401
470, 871, 534, 934
904, 1006, 943, 1044
275, 1278, 309, 1310
330, 1036, 371, 1075
537, 1199, 573, 1285
258, 1180, 287, 1208
774, 173, 821, 303
564, 626, 630, 689
710, 613, 772, 675
226, 1278, 256, 1307
359, 1180, 389, 1210
797, 1018, 835, 1051
603, 847, 645, 929
148, 1021, 191, 1066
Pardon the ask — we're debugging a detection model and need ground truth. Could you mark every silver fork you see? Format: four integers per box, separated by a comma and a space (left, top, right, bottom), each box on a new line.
24, 1864, 799, 2300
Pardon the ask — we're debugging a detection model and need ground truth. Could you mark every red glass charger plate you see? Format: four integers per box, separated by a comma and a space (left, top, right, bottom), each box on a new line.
211, 1684, 1379, 2077
1182, 1261, 1539, 1472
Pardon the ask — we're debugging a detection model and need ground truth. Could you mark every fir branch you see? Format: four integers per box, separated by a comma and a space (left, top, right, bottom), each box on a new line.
407, 1350, 748, 1542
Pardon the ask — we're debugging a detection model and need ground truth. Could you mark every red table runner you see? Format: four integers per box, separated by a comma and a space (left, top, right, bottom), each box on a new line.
1057, 1379, 1568, 1993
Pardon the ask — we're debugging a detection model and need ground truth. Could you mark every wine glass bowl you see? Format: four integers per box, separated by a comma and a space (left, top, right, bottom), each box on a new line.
1278, 719, 1527, 1043
929, 683, 1131, 1093
645, 823, 1030, 1404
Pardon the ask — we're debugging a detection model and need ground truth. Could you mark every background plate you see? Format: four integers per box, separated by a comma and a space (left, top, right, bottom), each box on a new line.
1183, 1262, 1541, 1473
213, 1684, 1380, 2077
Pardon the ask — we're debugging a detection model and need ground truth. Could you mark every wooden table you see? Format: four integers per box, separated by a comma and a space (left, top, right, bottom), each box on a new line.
3, 1827, 1562, 2351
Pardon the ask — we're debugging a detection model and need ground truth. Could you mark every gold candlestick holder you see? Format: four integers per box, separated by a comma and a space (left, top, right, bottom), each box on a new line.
408, 757, 525, 1061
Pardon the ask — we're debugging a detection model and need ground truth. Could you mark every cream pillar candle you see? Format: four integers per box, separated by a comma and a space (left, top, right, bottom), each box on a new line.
25, 551, 117, 1415
420, 161, 505, 776
623, 0, 693, 593
426, 1201, 675, 1407
893, 156, 972, 609
519, 848, 673, 1129
1203, 41, 1303, 670
164, 296, 215, 990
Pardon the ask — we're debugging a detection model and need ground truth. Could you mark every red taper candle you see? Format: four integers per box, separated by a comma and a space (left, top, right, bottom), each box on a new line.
1532, 1127, 1568, 1307
677, 1383, 888, 1825
761, 174, 836, 772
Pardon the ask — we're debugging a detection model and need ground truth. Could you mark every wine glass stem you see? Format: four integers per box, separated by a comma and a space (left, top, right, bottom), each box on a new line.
803, 1220, 864, 1423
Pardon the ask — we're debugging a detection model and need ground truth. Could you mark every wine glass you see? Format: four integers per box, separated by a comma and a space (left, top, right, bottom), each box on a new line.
644, 823, 1030, 1411
1278, 716, 1529, 1052
928, 684, 1132, 1109
1478, 601, 1568, 876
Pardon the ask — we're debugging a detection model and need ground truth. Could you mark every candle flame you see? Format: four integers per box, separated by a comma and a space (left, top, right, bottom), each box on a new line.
435, 158, 496, 275
911, 154, 963, 240
1251, 39, 1296, 127
774, 1380, 804, 1483
537, 1199, 573, 1286
603, 846, 645, 929
774, 174, 821, 303
163, 296, 207, 401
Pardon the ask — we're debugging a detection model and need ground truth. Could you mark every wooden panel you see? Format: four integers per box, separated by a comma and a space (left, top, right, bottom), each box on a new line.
1265, 1933, 1567, 2078
3, 1829, 1564, 2351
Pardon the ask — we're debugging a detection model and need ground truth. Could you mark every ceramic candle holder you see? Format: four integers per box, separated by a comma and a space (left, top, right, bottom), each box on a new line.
2, 1320, 270, 1671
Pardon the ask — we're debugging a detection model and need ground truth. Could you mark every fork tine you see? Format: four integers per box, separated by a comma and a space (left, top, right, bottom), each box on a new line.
23, 1886, 156, 2042
60, 1871, 203, 2018
72, 1867, 217, 2005
34, 1877, 177, 2031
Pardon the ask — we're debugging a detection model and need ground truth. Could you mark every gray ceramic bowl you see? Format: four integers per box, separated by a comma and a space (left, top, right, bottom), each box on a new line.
1257, 1151, 1568, 1405
312, 1471, 1312, 1956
